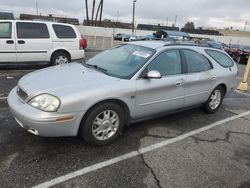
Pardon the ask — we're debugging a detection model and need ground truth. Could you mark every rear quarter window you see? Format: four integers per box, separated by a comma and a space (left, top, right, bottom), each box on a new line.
206, 49, 234, 68
52, 24, 77, 39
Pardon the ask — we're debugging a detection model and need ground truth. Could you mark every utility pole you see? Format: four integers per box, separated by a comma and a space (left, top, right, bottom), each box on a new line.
113, 10, 119, 36
35, 0, 39, 15
132, 0, 137, 33
174, 14, 178, 27
166, 17, 168, 26
116, 10, 119, 23
244, 21, 248, 32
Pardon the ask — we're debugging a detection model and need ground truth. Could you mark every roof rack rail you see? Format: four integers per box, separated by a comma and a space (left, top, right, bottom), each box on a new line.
162, 41, 221, 49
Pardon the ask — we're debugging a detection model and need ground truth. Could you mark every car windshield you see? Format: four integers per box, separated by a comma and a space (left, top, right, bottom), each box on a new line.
86, 44, 155, 79
243, 46, 250, 51
208, 42, 222, 49
231, 44, 240, 49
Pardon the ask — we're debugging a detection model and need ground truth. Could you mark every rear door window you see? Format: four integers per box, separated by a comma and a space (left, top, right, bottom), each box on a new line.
205, 49, 234, 67
0, 22, 12, 38
147, 50, 182, 76
16, 22, 49, 39
183, 49, 212, 73
52, 24, 76, 39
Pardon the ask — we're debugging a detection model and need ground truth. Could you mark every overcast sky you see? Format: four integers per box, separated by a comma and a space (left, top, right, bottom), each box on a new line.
0, 0, 249, 31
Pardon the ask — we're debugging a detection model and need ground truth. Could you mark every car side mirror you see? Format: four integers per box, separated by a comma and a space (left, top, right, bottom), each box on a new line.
146, 70, 162, 79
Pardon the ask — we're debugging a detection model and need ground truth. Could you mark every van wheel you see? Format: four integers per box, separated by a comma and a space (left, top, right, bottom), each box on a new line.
203, 86, 224, 114
79, 102, 125, 146
51, 52, 70, 66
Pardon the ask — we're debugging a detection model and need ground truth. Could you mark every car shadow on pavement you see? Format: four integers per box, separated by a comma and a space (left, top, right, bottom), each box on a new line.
1, 96, 249, 187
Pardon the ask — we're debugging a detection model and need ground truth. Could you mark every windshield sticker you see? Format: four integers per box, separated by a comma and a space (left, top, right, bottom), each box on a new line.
132, 51, 151, 58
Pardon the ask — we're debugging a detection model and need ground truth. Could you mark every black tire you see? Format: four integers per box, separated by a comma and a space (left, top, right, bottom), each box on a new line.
79, 102, 125, 146
51, 52, 71, 66
203, 86, 224, 114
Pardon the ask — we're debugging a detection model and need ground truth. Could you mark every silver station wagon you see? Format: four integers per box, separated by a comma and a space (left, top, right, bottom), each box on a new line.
8, 41, 237, 146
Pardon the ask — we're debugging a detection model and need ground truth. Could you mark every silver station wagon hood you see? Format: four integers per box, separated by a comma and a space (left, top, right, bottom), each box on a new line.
18, 63, 120, 98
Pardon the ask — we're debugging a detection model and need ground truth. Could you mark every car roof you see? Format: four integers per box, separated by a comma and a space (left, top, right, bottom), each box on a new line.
129, 40, 224, 51
129, 41, 167, 49
231, 44, 241, 47
0, 19, 74, 26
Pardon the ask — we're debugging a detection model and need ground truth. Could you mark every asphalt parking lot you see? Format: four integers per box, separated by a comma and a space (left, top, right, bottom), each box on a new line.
1, 45, 250, 188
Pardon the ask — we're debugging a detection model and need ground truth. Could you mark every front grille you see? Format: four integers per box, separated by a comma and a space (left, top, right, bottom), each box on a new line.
17, 87, 28, 101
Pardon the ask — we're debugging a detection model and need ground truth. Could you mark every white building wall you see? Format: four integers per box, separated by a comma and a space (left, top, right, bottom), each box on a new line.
76, 25, 250, 45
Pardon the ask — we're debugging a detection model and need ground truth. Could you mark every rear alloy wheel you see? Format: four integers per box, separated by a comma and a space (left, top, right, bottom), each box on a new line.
203, 86, 224, 114
51, 52, 70, 66
80, 103, 125, 146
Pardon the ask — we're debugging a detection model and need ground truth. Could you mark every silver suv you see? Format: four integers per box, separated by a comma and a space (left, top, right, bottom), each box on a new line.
8, 41, 238, 146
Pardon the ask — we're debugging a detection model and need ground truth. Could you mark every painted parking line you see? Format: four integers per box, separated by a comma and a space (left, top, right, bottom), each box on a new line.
32, 110, 250, 188
235, 90, 250, 97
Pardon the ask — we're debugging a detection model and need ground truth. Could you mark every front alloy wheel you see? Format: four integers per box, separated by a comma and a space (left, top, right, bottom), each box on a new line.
80, 102, 125, 146
92, 110, 120, 141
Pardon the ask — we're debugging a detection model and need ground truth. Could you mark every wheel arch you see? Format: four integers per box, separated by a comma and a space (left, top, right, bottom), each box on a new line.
216, 83, 227, 96
79, 98, 131, 130
50, 49, 71, 62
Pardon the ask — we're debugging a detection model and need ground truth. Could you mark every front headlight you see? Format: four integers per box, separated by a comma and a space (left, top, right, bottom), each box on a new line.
28, 94, 60, 112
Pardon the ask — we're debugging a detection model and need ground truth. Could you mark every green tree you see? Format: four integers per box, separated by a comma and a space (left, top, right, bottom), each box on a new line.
184, 22, 195, 30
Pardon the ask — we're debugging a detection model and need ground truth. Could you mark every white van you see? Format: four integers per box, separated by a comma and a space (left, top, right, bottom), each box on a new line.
0, 20, 86, 66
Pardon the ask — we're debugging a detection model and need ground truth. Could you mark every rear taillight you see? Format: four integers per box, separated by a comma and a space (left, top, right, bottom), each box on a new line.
80, 37, 87, 49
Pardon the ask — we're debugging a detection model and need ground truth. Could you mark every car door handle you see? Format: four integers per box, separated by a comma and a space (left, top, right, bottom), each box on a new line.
176, 80, 184, 86
18, 40, 25, 44
6, 40, 14, 44
210, 76, 217, 81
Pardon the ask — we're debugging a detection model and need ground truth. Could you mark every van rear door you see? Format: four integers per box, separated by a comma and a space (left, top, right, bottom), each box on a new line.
16, 22, 52, 62
0, 21, 16, 63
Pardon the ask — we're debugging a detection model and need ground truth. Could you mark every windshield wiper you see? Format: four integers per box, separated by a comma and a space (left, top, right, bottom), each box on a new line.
84, 63, 111, 76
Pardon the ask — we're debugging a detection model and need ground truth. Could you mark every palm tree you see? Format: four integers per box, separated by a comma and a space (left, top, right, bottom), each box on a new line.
91, 0, 96, 26
99, 0, 103, 26
94, 0, 103, 26
85, 0, 103, 26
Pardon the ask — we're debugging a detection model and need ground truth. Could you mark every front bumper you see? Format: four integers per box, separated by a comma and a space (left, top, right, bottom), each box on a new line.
7, 87, 86, 137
